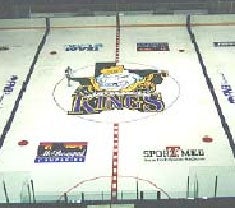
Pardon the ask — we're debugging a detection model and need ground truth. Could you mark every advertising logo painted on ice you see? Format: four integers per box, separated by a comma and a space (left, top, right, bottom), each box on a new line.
143, 145, 206, 162
34, 142, 87, 163
65, 43, 103, 51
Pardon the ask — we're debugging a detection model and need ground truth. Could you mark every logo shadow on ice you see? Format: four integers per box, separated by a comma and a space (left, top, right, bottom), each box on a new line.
52, 63, 181, 124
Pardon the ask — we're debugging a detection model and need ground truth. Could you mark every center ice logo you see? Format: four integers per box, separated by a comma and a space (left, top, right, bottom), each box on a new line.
67, 64, 168, 115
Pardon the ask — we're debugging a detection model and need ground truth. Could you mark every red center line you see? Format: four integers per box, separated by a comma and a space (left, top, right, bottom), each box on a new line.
111, 123, 120, 201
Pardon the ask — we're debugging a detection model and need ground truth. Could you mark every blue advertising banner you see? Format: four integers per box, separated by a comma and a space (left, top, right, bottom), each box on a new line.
0, 75, 18, 108
220, 73, 235, 104
65, 43, 103, 51
137, 42, 170, 51
213, 42, 235, 47
34, 142, 87, 163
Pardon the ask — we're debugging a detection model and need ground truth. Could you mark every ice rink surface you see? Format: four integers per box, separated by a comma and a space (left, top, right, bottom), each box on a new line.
0, 14, 234, 202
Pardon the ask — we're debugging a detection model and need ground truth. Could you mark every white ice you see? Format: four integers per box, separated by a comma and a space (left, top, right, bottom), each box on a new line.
0, 15, 234, 202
